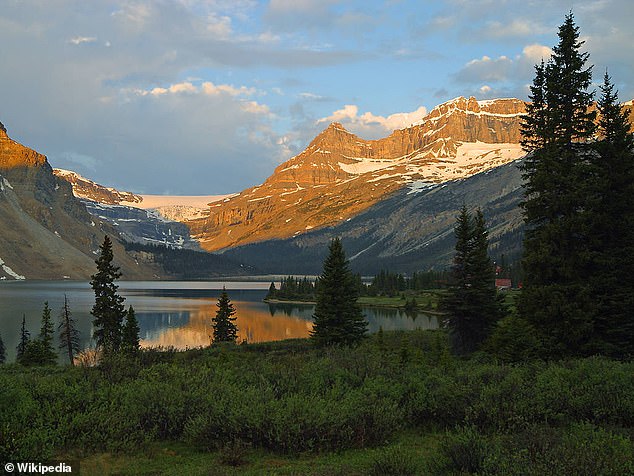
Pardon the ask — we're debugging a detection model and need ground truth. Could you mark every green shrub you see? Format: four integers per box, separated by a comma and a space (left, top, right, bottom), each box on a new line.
432, 425, 495, 474
370, 446, 418, 476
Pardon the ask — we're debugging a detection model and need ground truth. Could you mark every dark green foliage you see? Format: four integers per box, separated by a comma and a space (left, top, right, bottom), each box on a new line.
518, 13, 603, 357
18, 303, 59, 366
365, 269, 450, 297
36, 302, 57, 365
58, 294, 80, 366
16, 314, 30, 363
122, 241, 253, 278
519, 14, 634, 359
121, 306, 141, 355
311, 238, 368, 346
91, 235, 126, 353
266, 276, 316, 301
586, 72, 634, 357
211, 289, 238, 344
1, 331, 634, 471
370, 446, 418, 476
484, 315, 541, 363
434, 426, 491, 474
265, 281, 277, 300
0, 332, 5, 364
441, 207, 505, 355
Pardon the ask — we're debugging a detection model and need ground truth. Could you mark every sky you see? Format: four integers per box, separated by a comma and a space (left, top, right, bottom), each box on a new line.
1, 0, 633, 194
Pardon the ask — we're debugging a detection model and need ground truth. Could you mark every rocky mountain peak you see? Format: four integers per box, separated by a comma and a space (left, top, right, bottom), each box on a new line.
0, 121, 6, 134
189, 97, 530, 251
0, 125, 48, 169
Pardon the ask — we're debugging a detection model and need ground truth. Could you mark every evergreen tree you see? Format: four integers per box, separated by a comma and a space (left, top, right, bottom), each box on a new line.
587, 72, 634, 356
16, 314, 30, 363
37, 301, 57, 365
121, 306, 141, 355
90, 235, 126, 353
310, 238, 368, 346
0, 331, 5, 364
58, 294, 80, 366
265, 282, 277, 300
212, 288, 238, 343
441, 207, 505, 355
518, 12, 597, 357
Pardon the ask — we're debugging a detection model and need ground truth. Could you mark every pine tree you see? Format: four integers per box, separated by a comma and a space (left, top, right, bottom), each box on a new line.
16, 314, 30, 363
518, 12, 597, 357
310, 238, 368, 346
37, 301, 58, 365
91, 235, 126, 353
265, 282, 277, 300
58, 294, 80, 366
441, 207, 505, 355
212, 288, 238, 344
121, 306, 141, 355
587, 72, 634, 356
0, 331, 6, 364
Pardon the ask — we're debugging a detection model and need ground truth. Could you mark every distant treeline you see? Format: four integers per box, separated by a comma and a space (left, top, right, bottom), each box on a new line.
122, 241, 253, 278
266, 269, 460, 302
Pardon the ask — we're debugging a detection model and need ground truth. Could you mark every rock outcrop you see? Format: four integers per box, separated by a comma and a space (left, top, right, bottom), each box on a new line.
0, 124, 159, 279
189, 97, 528, 251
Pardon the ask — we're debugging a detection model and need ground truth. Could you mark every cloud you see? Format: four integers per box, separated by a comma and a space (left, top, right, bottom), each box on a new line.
317, 104, 428, 139
455, 44, 552, 85
68, 36, 97, 45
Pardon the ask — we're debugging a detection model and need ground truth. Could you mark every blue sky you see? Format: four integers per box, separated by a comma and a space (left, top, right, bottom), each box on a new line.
1, 0, 632, 194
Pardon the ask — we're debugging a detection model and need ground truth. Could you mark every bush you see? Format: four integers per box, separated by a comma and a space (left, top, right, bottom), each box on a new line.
370, 446, 418, 476
432, 425, 496, 474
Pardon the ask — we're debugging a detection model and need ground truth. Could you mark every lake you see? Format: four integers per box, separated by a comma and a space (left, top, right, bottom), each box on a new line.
0, 281, 438, 361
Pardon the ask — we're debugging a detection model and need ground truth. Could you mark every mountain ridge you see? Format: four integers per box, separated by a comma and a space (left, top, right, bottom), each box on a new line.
188, 96, 528, 251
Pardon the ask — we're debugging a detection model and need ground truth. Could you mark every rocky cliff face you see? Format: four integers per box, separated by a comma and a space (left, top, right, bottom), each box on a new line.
53, 169, 143, 205
0, 125, 159, 280
189, 97, 527, 251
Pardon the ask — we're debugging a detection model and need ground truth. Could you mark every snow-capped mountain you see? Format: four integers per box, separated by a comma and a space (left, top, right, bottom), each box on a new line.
53, 169, 232, 248
0, 125, 159, 279
189, 96, 528, 251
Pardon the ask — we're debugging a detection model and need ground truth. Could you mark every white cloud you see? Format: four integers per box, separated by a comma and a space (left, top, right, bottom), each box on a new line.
68, 36, 97, 45
479, 85, 492, 94
240, 101, 271, 115
522, 44, 553, 63
317, 104, 428, 138
132, 81, 257, 98
483, 19, 551, 39
202, 81, 256, 97
455, 43, 552, 84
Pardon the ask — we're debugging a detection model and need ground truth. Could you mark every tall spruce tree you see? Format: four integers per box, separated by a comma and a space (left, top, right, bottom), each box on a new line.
0, 331, 6, 364
212, 288, 239, 343
587, 72, 634, 356
91, 235, 126, 353
16, 314, 30, 363
441, 206, 505, 355
37, 301, 58, 365
58, 294, 80, 366
518, 12, 597, 357
310, 238, 368, 346
121, 306, 141, 355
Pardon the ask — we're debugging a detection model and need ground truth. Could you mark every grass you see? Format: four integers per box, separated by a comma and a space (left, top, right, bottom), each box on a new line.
77, 431, 441, 476
5, 326, 634, 475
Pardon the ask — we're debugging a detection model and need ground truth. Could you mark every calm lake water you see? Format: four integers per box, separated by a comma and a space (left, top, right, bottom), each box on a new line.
0, 281, 438, 361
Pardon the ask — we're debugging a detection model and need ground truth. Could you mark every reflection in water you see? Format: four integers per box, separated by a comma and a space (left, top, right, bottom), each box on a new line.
139, 300, 314, 348
0, 281, 439, 358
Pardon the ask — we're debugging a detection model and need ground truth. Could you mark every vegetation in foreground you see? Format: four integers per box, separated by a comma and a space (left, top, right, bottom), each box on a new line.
2, 331, 634, 475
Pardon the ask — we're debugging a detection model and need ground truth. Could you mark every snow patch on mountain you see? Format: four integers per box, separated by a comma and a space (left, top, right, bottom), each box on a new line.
0, 256, 26, 280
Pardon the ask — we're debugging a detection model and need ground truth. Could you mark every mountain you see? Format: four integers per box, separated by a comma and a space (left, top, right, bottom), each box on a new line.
221, 159, 525, 275
0, 124, 160, 280
53, 169, 232, 249
188, 97, 527, 251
